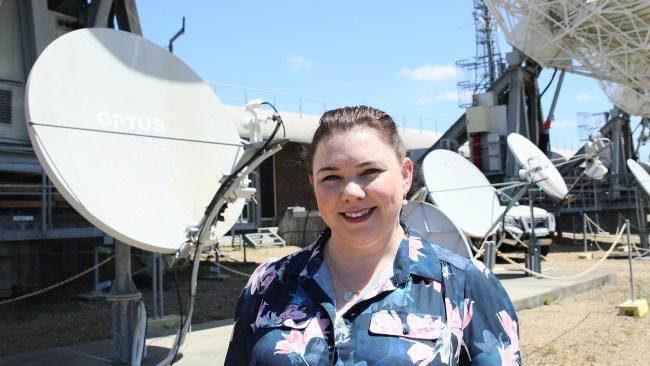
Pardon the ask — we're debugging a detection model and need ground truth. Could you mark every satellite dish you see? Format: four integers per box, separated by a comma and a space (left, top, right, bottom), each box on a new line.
486, 0, 650, 92
599, 80, 650, 118
422, 149, 502, 238
401, 201, 472, 258
25, 28, 243, 253
507, 133, 568, 201
627, 159, 650, 197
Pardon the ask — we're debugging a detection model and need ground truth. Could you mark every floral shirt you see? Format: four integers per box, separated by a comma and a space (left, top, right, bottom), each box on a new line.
225, 227, 521, 365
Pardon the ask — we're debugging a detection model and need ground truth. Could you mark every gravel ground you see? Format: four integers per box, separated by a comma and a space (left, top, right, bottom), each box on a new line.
1, 241, 649, 366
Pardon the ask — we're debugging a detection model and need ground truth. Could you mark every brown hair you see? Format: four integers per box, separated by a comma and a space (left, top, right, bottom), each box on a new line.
306, 105, 406, 172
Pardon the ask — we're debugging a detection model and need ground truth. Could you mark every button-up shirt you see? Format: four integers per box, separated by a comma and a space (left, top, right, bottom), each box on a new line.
225, 227, 521, 365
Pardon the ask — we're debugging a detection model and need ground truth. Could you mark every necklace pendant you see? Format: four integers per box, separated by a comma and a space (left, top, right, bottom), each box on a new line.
343, 291, 357, 302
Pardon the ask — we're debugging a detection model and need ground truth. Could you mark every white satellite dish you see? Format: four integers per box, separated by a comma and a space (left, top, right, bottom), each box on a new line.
401, 201, 472, 258
627, 159, 650, 197
25, 28, 244, 253
423, 149, 502, 238
599, 81, 650, 119
507, 133, 568, 201
486, 0, 650, 92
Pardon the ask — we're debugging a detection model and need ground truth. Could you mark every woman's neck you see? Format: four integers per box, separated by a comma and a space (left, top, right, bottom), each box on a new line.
324, 223, 404, 279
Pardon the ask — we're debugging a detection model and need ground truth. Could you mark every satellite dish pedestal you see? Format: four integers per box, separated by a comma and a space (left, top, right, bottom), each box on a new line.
524, 191, 542, 275
106, 241, 143, 363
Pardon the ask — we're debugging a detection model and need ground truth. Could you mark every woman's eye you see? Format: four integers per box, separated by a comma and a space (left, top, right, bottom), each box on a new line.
362, 168, 382, 176
321, 175, 341, 182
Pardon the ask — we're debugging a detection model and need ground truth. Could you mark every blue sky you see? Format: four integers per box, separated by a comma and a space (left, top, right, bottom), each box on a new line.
136, 0, 644, 157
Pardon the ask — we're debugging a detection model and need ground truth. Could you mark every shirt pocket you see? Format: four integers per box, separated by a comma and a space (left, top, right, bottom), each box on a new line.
369, 309, 442, 340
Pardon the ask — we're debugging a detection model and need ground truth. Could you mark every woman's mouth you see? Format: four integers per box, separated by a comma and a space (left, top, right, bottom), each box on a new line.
341, 207, 375, 221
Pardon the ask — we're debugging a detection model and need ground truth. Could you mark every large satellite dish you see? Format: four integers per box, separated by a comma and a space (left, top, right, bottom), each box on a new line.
26, 28, 243, 253
599, 81, 650, 118
507, 133, 568, 201
485, 0, 650, 92
423, 149, 502, 238
627, 159, 650, 197
401, 201, 472, 258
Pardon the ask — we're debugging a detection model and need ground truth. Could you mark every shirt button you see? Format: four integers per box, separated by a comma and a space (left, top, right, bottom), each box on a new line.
402, 328, 410, 335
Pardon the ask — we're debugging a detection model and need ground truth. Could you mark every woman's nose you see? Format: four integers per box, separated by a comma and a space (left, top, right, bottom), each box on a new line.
342, 180, 365, 201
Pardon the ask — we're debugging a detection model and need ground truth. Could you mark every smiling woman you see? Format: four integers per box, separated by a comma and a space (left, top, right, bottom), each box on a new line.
225, 106, 521, 365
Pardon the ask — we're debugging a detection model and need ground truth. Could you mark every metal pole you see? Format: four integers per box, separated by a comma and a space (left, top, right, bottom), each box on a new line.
526, 191, 541, 276
158, 253, 164, 317
483, 240, 496, 271
106, 241, 142, 363
41, 174, 47, 232
583, 212, 588, 253
152, 252, 158, 319
625, 220, 636, 301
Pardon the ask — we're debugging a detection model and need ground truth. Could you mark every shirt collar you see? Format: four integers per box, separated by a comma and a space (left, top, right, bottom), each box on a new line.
284, 226, 442, 283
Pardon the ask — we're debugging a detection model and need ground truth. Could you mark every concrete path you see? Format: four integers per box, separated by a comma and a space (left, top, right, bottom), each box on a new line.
0, 269, 615, 366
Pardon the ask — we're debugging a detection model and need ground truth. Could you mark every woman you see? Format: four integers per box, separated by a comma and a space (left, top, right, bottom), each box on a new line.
225, 106, 521, 365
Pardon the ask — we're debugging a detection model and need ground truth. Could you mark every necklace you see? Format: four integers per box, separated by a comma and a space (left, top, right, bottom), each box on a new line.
326, 261, 362, 302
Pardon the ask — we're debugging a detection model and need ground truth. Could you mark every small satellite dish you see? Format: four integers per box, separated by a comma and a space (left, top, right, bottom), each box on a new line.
507, 133, 568, 201
422, 149, 502, 238
25, 28, 243, 253
627, 159, 650, 197
401, 201, 472, 258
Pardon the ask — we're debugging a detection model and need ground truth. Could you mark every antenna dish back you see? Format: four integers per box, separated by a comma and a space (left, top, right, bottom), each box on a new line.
422, 149, 502, 238
401, 201, 472, 258
507, 133, 568, 201
26, 29, 243, 253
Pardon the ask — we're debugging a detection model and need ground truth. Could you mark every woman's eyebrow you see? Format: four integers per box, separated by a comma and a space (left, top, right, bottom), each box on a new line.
316, 161, 382, 174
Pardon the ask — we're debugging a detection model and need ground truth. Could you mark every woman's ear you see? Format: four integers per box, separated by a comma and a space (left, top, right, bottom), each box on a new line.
401, 157, 414, 194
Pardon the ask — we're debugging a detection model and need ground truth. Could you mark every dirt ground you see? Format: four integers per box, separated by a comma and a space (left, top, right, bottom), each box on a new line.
1, 240, 649, 366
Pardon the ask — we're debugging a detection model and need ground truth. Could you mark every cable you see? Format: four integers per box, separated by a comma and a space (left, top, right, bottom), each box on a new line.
495, 223, 627, 280
0, 254, 114, 306
217, 262, 254, 277
528, 312, 592, 356
161, 101, 285, 366
539, 68, 558, 97
28, 122, 244, 148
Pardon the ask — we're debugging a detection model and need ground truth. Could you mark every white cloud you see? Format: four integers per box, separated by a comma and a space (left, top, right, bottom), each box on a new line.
287, 55, 312, 73
398, 64, 456, 82
575, 93, 595, 102
416, 91, 467, 105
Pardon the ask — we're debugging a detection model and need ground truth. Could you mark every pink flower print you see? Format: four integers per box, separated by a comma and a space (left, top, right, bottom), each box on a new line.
369, 310, 403, 336
274, 330, 307, 357
443, 298, 474, 360
409, 236, 426, 261
248, 260, 277, 295
407, 341, 437, 366
406, 313, 442, 339
304, 313, 330, 341
362, 277, 396, 299
496, 310, 519, 350
498, 344, 519, 366
274, 314, 330, 361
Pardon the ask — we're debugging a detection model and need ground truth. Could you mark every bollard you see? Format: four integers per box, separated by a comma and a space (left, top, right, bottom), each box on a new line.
483, 240, 496, 271
626, 220, 635, 301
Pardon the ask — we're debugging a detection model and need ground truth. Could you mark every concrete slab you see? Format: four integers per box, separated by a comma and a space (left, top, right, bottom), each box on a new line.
0, 270, 615, 366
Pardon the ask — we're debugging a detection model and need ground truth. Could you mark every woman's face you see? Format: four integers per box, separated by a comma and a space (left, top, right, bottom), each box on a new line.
310, 127, 413, 250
